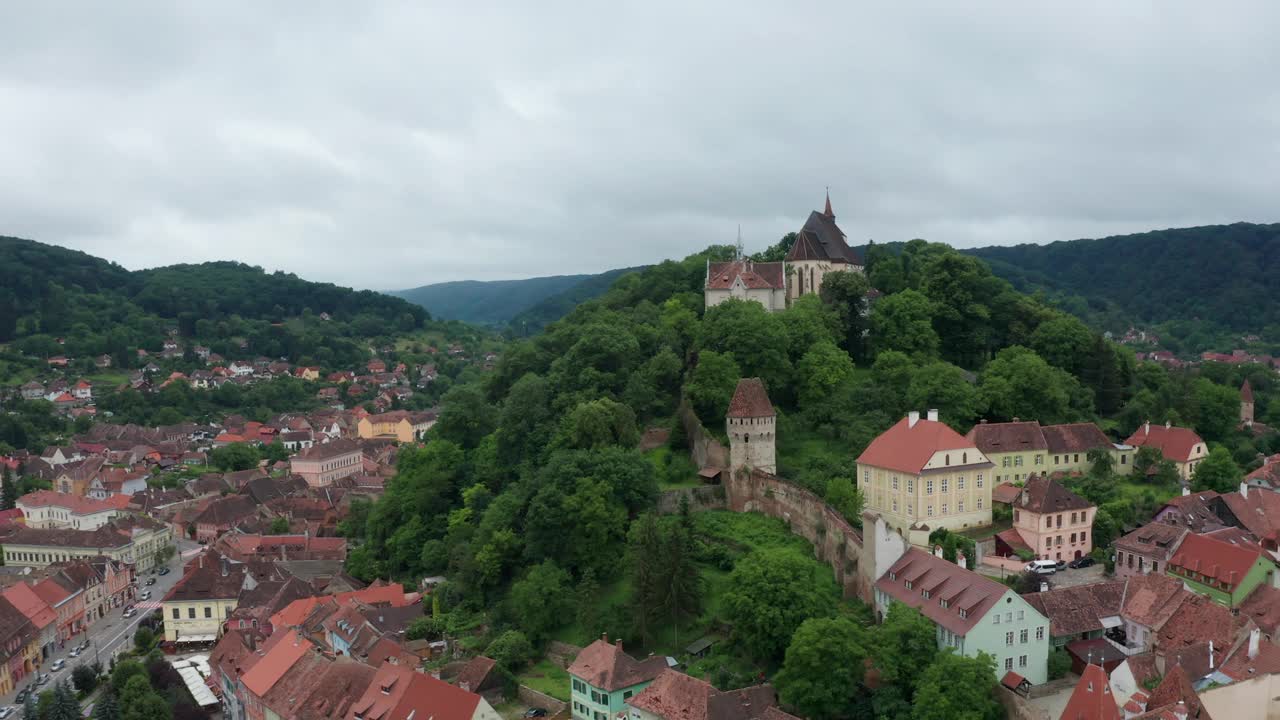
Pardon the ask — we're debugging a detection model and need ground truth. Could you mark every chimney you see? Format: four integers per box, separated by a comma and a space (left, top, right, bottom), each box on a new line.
908, 411, 920, 428
980, 419, 988, 424
933, 545, 944, 559
1209, 640, 1214, 669
956, 552, 966, 569
1165, 420, 1172, 429
1249, 628, 1261, 659
1012, 417, 1020, 423
1144, 420, 1151, 435
1039, 581, 1049, 593
927, 409, 938, 423
1241, 482, 1249, 499
1182, 485, 1190, 497
1173, 700, 1187, 720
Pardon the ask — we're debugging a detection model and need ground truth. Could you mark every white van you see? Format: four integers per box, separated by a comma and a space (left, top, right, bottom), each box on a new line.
1026, 560, 1058, 575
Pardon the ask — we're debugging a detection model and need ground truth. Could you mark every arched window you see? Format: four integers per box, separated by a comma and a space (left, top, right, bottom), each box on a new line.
945, 454, 950, 465
963, 452, 967, 463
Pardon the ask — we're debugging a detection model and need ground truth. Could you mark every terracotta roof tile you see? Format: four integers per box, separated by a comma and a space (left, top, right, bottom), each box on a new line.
1115, 523, 1188, 558
1167, 533, 1267, 593
966, 421, 1047, 454
568, 638, 669, 692
727, 378, 775, 418
1059, 664, 1121, 720
1023, 581, 1124, 638
1124, 424, 1204, 464
1042, 423, 1113, 455
1013, 475, 1093, 515
1156, 594, 1246, 653
873, 548, 1014, 636
1239, 585, 1280, 636
705, 260, 786, 291
1120, 574, 1186, 630
858, 415, 988, 476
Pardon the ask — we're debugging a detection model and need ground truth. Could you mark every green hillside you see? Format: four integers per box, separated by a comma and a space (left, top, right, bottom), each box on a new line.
507, 267, 644, 334
390, 274, 598, 326
0, 235, 435, 369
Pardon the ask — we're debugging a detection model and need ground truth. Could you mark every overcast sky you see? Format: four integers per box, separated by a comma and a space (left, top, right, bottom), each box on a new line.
3, 3, 1279, 290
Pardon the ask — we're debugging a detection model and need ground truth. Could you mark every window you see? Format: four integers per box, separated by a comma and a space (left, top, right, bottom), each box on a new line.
623, 691, 633, 700
1036, 627, 1045, 641
907, 504, 913, 516
204, 607, 212, 618
1020, 629, 1028, 643
945, 454, 950, 465
958, 476, 965, 489
963, 452, 968, 463
1035, 455, 1043, 465
1081, 531, 1087, 543
958, 501, 964, 512
926, 480, 933, 495
959, 609, 967, 619
927, 505, 934, 517
1005, 658, 1013, 671
892, 500, 898, 513
1015, 456, 1023, 467
892, 476, 899, 491
1070, 532, 1077, 543
942, 479, 949, 493
188, 608, 195, 619
977, 497, 984, 509
907, 479, 914, 493
1006, 612, 1012, 623
1003, 457, 1012, 467
941, 503, 948, 514
1045, 517, 1052, 528
1151, 561, 1158, 572
922, 590, 930, 599
940, 599, 949, 609
1045, 538, 1052, 550
863, 470, 870, 485
1074, 454, 1080, 463
1017, 610, 1024, 620
994, 614, 1001, 625
1055, 455, 1060, 465
977, 474, 984, 487
591, 690, 603, 704
1019, 655, 1028, 668
1071, 512, 1077, 524
1015, 510, 1021, 522
905, 581, 913, 590
172, 609, 180, 619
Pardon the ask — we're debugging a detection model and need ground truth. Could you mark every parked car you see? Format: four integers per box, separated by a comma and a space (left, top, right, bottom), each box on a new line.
68, 647, 82, 658
50, 660, 65, 672
139, 591, 152, 601
523, 710, 548, 718
157, 567, 170, 575
1069, 556, 1097, 569
0, 705, 14, 718
34, 673, 50, 686
1054, 559, 1068, 571
1025, 560, 1058, 575
123, 607, 137, 619
145, 577, 157, 586
15, 688, 28, 703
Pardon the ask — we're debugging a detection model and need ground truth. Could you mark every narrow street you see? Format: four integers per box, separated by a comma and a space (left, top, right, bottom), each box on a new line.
0, 539, 200, 710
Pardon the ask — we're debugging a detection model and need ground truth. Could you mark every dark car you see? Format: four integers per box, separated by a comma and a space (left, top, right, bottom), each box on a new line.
1069, 556, 1097, 569
15, 688, 28, 703
145, 577, 157, 586
157, 567, 170, 576
524, 710, 548, 718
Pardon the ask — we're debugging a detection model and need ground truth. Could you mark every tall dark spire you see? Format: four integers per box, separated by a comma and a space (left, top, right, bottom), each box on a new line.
824, 187, 834, 218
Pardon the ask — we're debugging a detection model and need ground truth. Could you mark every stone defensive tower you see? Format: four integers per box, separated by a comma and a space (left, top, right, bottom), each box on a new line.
727, 378, 776, 475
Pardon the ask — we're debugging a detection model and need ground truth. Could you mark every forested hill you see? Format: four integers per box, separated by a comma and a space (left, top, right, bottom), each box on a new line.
0, 235, 434, 367
964, 223, 1280, 343
391, 274, 599, 326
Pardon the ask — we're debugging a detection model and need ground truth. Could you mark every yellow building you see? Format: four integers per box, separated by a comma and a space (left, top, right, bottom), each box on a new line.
857, 410, 994, 543
0, 525, 133, 568
356, 410, 436, 443
161, 552, 245, 644
968, 420, 1130, 482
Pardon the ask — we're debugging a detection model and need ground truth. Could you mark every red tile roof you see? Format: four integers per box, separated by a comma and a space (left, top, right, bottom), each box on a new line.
270, 582, 411, 630
858, 415, 987, 475
1042, 423, 1113, 455
1167, 532, 1267, 593
1013, 475, 1093, 515
1219, 489, 1280, 546
873, 548, 1012, 635
1140, 665, 1210, 720
1124, 423, 1204, 464
992, 482, 1023, 504
966, 421, 1047, 454
568, 638, 669, 692
17, 490, 125, 515
626, 669, 717, 720
705, 260, 786, 291
1156, 593, 1246, 653
1023, 581, 1125, 638
1219, 636, 1280, 682
1240, 585, 1280, 636
1241, 380, 1254, 403
391, 670, 482, 720
727, 378, 774, 418
1120, 574, 1187, 630
1, 583, 56, 629
1115, 523, 1188, 559
1058, 664, 1121, 720
242, 629, 315, 698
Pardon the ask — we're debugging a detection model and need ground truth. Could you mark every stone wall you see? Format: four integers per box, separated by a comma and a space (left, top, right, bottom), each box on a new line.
723, 468, 866, 599
656, 485, 727, 514
546, 641, 583, 669
679, 402, 729, 471
517, 685, 568, 715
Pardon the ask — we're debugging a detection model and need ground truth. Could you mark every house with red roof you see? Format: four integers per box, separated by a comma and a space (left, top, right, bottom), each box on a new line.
627, 669, 798, 720
857, 410, 994, 540
568, 636, 670, 720
347, 660, 501, 720
33, 576, 84, 641
17, 490, 130, 531
1166, 532, 1275, 607
1, 582, 56, 670
1058, 664, 1121, 720
1124, 421, 1208, 481
704, 259, 788, 312
997, 475, 1097, 562
873, 546, 1051, 684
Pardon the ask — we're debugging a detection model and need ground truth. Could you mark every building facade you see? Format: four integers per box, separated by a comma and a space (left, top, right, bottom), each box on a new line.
162, 553, 246, 643
1003, 476, 1096, 562
568, 637, 668, 720
288, 439, 362, 488
858, 411, 994, 540
704, 259, 787, 312
1114, 523, 1188, 580
726, 378, 776, 475
1124, 421, 1208, 481
785, 193, 864, 300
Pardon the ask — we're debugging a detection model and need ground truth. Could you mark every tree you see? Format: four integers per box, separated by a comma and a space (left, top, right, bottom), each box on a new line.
1193, 379, 1240, 442
628, 513, 665, 646
433, 384, 498, 450
486, 630, 535, 673
818, 270, 872, 360
911, 651, 1002, 720
774, 616, 871, 720
72, 662, 100, 693
685, 351, 741, 428
111, 659, 147, 694
722, 549, 838, 662
1029, 315, 1094, 376
795, 341, 856, 411
870, 289, 940, 359
700, 299, 793, 393
208, 442, 259, 472
154, 544, 176, 566
23, 690, 37, 720
824, 477, 863, 526
555, 398, 640, 450
906, 361, 980, 428
1193, 446, 1242, 493
51, 680, 82, 720
575, 568, 602, 638
872, 604, 941, 717
134, 627, 156, 653
123, 693, 171, 720
979, 346, 1087, 424
0, 465, 15, 510
268, 516, 290, 534
507, 561, 572, 642
1048, 648, 1072, 680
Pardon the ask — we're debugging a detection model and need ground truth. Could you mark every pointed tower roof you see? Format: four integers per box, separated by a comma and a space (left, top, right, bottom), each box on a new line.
1242, 380, 1254, 403
727, 378, 774, 418
824, 188, 834, 218
1058, 664, 1121, 720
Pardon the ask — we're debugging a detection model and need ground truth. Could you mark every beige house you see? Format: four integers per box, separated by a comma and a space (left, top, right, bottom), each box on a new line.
356, 410, 436, 442
704, 259, 787, 312
162, 552, 245, 643
17, 490, 130, 531
1124, 421, 1208, 480
786, 192, 864, 300
857, 410, 994, 543
0, 525, 132, 568
289, 438, 362, 488
997, 475, 1096, 562
967, 420, 1130, 482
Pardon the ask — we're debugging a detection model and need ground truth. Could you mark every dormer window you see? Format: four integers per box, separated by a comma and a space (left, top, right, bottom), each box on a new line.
889, 572, 896, 581
959, 609, 967, 619
945, 454, 950, 465
922, 590, 930, 599
905, 580, 913, 590
940, 599, 948, 609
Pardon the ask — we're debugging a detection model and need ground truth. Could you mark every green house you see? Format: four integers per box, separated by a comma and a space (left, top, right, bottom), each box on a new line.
568, 637, 669, 720
1166, 532, 1275, 607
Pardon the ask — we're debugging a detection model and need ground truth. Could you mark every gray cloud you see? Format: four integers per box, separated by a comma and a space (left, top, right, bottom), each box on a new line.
3, 2, 1278, 289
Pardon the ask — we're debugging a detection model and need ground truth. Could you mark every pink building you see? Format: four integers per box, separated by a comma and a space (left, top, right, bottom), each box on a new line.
995, 475, 1096, 562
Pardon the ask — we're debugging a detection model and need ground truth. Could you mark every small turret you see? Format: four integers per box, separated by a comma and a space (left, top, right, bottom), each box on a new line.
727, 378, 776, 475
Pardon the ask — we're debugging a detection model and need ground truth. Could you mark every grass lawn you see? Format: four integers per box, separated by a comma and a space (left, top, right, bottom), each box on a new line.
518, 659, 570, 701
88, 370, 130, 386
958, 515, 1011, 541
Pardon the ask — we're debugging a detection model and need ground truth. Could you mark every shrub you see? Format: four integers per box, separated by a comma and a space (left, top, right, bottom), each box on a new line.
1048, 649, 1072, 680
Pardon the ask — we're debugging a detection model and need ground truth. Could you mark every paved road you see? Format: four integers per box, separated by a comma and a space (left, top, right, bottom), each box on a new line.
0, 539, 201, 713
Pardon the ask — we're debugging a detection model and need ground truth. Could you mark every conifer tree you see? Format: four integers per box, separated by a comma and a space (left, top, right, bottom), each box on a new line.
0, 465, 16, 511
92, 688, 122, 720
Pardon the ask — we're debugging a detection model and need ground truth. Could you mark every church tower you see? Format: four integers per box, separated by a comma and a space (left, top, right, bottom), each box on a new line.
1241, 380, 1255, 427
727, 378, 776, 475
